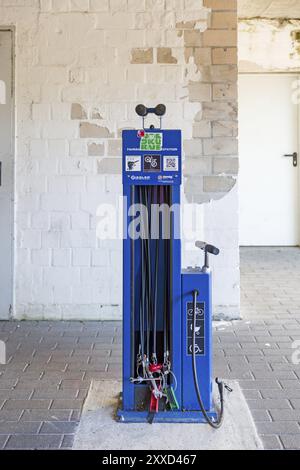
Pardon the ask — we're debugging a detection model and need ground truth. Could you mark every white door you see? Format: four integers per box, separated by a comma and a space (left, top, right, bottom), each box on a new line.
239, 74, 299, 246
0, 31, 13, 319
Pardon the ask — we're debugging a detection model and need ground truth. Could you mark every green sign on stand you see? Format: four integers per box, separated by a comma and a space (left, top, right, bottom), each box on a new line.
140, 133, 163, 151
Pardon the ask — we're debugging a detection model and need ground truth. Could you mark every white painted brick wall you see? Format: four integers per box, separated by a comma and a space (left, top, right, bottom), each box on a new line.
0, 0, 239, 320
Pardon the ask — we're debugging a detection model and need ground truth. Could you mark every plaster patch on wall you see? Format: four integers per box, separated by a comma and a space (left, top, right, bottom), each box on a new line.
90, 107, 103, 119
80, 123, 114, 139
239, 19, 300, 72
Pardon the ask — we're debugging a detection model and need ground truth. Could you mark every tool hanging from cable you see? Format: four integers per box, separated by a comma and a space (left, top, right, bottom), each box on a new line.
133, 184, 178, 420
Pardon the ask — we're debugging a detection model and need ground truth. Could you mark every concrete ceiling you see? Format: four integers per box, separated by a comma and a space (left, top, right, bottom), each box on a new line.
238, 0, 300, 18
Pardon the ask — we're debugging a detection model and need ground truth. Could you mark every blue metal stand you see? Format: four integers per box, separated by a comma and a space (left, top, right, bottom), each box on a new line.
119, 126, 214, 423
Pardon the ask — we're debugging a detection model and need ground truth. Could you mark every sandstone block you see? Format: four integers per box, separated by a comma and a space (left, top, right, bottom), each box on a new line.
157, 47, 177, 64
131, 48, 153, 64
71, 103, 87, 120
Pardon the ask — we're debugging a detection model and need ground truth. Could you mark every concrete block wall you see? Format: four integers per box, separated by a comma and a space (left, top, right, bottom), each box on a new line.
183, 2, 238, 205
0, 0, 239, 320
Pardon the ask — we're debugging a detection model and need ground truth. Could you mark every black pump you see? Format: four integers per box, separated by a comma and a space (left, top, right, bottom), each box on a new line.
195, 241, 220, 272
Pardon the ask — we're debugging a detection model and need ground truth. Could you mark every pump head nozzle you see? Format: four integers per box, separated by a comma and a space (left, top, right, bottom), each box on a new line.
195, 241, 220, 272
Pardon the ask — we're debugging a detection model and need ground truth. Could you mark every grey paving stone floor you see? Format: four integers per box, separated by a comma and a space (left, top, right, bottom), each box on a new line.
0, 247, 300, 449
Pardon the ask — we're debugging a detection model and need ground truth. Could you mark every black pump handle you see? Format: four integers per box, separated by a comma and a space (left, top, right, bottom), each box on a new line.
206, 244, 220, 256
195, 241, 220, 256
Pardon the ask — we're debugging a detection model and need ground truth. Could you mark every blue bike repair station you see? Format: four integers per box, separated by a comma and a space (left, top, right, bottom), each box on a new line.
117, 104, 230, 426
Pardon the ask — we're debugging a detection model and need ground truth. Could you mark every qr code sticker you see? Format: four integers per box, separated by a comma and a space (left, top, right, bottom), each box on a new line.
164, 156, 178, 172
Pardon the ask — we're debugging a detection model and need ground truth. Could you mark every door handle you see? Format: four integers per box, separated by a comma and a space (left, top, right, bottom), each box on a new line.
284, 152, 298, 167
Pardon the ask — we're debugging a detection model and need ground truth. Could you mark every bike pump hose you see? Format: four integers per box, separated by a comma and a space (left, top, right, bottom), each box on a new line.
192, 289, 225, 429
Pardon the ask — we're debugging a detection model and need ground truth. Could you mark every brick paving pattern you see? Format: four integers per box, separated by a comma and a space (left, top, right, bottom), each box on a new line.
0, 321, 121, 449
0, 247, 300, 449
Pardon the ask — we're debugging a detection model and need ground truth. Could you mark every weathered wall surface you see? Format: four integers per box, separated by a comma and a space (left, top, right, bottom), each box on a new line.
0, 0, 239, 320
239, 18, 300, 72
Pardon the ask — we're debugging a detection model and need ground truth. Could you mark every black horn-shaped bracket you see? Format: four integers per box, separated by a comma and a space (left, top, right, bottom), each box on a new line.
135, 104, 166, 117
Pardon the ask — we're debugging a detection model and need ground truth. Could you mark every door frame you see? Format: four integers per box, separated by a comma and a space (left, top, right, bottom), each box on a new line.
0, 26, 15, 317
238, 72, 300, 247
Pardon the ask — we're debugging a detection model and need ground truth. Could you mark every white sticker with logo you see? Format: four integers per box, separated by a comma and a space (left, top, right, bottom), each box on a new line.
126, 155, 141, 172
164, 156, 179, 172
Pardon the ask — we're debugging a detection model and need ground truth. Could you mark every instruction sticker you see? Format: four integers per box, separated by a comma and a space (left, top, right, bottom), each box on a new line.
186, 301, 205, 356
143, 155, 161, 172
126, 155, 141, 172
